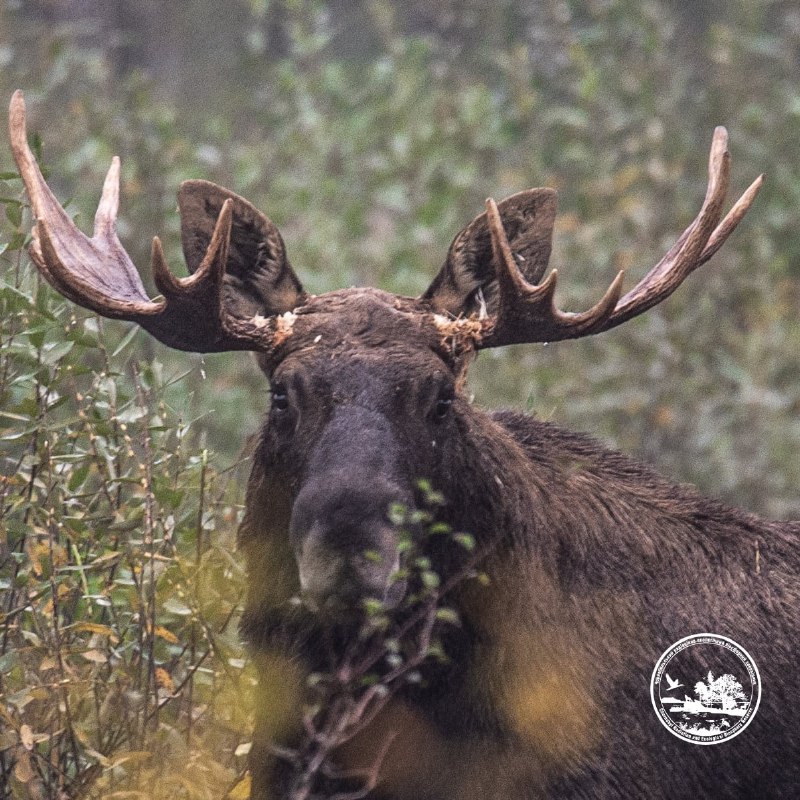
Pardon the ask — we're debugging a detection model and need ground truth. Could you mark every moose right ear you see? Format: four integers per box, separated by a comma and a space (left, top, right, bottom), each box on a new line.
178, 180, 306, 318
422, 188, 557, 318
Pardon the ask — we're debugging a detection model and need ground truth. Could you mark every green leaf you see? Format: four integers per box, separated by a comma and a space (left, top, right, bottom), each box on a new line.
4, 201, 22, 228
112, 324, 140, 357
41, 340, 74, 365
428, 522, 450, 535
67, 464, 91, 492
454, 533, 475, 551
435, 607, 460, 625
163, 598, 192, 616
421, 570, 440, 589
361, 598, 385, 616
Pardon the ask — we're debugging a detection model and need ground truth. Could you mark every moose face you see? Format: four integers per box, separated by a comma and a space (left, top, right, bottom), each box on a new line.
257, 288, 464, 610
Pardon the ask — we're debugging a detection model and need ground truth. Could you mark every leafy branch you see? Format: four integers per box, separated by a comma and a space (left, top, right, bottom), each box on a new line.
275, 487, 493, 799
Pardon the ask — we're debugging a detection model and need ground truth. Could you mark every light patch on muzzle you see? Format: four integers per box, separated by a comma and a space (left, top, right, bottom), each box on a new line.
296, 520, 404, 611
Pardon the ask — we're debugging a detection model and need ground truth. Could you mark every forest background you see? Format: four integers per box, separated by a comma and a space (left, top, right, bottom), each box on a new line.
1, 1, 798, 797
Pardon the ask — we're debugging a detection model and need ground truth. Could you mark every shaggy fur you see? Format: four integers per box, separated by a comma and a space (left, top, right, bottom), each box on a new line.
238, 291, 799, 799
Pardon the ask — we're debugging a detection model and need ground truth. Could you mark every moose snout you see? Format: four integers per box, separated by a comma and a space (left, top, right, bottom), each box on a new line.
289, 477, 408, 611
297, 520, 403, 610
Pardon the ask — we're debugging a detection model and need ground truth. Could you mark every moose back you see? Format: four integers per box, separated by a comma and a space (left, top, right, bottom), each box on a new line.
9, 91, 799, 799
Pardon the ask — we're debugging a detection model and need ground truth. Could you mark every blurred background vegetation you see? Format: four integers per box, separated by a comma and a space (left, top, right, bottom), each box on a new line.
0, 0, 798, 797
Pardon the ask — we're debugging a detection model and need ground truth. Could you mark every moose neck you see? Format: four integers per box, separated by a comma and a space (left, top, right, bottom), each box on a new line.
442, 405, 769, 599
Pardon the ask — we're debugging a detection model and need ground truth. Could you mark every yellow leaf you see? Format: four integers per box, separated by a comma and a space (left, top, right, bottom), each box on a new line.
13, 750, 34, 783
613, 164, 642, 194
108, 750, 152, 768
89, 550, 121, 567
71, 622, 121, 643
555, 211, 581, 234
654, 405, 674, 428
154, 626, 178, 644
20, 724, 34, 750
81, 649, 108, 664
27, 541, 47, 577
39, 656, 57, 672
155, 667, 174, 693
51, 543, 68, 568
82, 747, 110, 767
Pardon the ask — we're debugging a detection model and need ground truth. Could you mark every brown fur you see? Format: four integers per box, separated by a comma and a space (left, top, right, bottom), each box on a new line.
238, 289, 799, 799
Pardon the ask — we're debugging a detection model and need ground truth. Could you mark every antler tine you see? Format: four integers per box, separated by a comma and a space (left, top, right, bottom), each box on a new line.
94, 154, 121, 234
478, 126, 762, 347
484, 198, 625, 344
603, 125, 732, 327
8, 90, 276, 353
697, 173, 764, 265
10, 92, 160, 317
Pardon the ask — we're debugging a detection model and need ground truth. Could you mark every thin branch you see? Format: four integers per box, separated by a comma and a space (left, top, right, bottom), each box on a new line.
277, 528, 500, 799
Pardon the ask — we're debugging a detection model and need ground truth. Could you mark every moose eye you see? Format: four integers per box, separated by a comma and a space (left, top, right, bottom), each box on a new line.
271, 386, 289, 412
434, 396, 453, 421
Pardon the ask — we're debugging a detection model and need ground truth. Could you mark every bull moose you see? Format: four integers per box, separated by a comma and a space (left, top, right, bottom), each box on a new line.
8, 90, 799, 799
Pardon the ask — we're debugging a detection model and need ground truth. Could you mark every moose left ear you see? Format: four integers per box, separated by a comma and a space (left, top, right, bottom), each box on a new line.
178, 180, 305, 317
422, 188, 557, 318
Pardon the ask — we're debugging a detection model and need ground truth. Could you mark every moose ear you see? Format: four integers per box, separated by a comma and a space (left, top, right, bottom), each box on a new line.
422, 188, 557, 318
178, 180, 305, 317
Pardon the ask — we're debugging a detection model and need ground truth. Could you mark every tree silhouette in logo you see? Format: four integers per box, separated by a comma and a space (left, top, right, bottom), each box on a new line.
693, 671, 747, 710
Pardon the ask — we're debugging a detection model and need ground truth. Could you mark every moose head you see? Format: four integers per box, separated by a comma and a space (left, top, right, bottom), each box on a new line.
8, 90, 762, 612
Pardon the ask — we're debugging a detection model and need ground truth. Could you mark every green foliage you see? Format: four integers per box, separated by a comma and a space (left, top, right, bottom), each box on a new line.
1, 0, 800, 796
0, 198, 253, 795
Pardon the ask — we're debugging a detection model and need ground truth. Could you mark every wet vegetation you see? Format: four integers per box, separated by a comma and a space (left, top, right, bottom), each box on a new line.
1, 1, 799, 797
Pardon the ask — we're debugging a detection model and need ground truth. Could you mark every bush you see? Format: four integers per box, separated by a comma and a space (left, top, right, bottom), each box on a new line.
0, 193, 253, 796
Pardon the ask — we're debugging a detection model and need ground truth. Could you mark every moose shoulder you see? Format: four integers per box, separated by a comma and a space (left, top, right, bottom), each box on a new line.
9, 90, 799, 799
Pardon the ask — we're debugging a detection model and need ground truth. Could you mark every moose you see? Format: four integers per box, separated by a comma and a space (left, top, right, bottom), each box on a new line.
9, 90, 800, 799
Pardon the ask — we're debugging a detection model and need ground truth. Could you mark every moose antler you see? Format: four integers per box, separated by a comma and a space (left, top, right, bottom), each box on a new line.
8, 90, 286, 353
479, 126, 764, 347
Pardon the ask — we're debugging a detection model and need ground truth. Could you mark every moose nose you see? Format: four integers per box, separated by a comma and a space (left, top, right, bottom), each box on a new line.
289, 477, 408, 610
297, 521, 402, 609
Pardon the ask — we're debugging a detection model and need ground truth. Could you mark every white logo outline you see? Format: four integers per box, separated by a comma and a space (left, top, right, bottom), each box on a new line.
650, 633, 761, 745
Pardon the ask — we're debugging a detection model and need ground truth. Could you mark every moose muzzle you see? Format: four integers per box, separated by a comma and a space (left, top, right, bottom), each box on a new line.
288, 406, 411, 611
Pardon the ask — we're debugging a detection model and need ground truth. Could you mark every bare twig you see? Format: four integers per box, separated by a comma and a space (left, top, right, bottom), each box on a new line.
276, 525, 499, 799
132, 364, 159, 744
